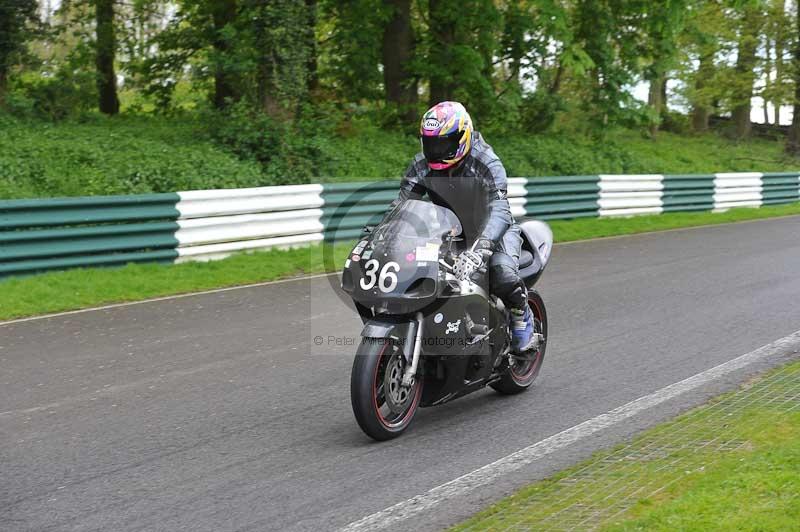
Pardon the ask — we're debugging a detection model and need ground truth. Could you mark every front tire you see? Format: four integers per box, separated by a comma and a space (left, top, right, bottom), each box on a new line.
491, 290, 548, 395
350, 339, 423, 441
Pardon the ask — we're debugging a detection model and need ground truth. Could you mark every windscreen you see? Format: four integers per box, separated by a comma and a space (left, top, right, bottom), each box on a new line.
372, 199, 462, 251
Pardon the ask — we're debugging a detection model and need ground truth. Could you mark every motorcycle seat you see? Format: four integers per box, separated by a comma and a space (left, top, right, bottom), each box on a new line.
518, 249, 534, 269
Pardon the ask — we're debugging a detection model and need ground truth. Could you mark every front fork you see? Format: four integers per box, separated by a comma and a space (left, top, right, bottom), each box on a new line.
402, 312, 424, 387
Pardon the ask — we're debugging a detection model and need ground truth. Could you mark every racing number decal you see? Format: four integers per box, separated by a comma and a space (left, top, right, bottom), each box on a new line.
359, 259, 379, 290
359, 260, 400, 293
379, 262, 399, 292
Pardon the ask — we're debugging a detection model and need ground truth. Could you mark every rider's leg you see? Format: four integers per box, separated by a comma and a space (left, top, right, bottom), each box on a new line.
488, 226, 535, 353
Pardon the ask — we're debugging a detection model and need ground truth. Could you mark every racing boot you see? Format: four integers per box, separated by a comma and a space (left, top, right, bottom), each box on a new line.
510, 303, 536, 353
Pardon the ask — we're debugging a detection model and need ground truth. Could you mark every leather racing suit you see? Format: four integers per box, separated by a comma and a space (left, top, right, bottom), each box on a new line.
387, 131, 528, 311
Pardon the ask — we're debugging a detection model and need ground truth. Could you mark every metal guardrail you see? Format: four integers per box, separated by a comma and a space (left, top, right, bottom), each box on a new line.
1, 172, 798, 277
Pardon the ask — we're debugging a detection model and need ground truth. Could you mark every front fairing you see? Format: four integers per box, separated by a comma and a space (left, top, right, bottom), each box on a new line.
340, 200, 461, 314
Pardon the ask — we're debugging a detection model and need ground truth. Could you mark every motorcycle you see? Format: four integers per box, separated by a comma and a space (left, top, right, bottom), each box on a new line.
340, 199, 553, 440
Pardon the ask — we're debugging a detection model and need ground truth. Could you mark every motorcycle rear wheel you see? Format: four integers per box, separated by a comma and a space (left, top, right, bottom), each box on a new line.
350, 339, 423, 440
491, 290, 548, 395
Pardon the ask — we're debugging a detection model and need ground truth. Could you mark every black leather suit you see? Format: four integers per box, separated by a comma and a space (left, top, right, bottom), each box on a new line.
388, 132, 528, 309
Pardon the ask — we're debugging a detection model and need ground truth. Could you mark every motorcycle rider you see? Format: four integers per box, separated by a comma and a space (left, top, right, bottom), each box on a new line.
386, 101, 536, 353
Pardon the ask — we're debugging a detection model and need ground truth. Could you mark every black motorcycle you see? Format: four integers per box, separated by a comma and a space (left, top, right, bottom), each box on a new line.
341, 199, 553, 440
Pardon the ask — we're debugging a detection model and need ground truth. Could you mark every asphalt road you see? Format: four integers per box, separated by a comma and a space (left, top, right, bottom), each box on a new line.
2, 216, 800, 532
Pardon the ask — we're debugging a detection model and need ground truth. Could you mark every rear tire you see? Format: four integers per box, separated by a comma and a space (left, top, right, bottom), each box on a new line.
491, 290, 548, 395
350, 339, 423, 441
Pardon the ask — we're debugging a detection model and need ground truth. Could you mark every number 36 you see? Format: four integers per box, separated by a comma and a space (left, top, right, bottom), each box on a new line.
359, 260, 400, 292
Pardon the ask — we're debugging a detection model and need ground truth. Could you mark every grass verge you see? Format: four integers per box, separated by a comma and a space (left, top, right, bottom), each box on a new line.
452, 360, 800, 531
4, 111, 800, 198
1, 203, 799, 322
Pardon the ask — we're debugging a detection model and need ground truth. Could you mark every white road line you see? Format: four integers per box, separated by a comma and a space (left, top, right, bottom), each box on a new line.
340, 330, 800, 532
0, 272, 338, 327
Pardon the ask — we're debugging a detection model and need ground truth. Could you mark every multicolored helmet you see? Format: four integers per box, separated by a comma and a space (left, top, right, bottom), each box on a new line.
419, 101, 473, 170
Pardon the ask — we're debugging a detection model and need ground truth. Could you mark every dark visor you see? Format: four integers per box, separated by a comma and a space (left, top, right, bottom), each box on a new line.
421, 132, 461, 163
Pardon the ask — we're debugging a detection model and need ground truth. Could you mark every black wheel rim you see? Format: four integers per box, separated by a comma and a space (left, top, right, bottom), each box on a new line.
372, 343, 421, 429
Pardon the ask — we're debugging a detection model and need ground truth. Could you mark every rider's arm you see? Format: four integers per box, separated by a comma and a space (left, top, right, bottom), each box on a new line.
388, 155, 428, 210
368, 155, 427, 234
476, 158, 513, 250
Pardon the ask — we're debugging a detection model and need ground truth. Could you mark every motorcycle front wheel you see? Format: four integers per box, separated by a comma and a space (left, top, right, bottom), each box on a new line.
350, 339, 423, 441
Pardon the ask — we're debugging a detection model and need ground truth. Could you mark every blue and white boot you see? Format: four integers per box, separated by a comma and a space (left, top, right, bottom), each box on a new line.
510, 305, 537, 353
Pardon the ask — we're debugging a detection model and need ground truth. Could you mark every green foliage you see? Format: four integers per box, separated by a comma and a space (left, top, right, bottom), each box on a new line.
206, 100, 336, 183
419, 0, 502, 116
318, 0, 386, 101
0, 0, 39, 99
3, 110, 800, 200
8, 69, 96, 120
0, 113, 263, 198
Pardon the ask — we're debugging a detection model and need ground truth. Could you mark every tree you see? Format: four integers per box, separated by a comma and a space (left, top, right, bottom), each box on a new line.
569, 0, 646, 127
94, 0, 119, 114
427, 0, 456, 103
245, 0, 310, 116
306, 0, 318, 92
691, 51, 716, 131
642, 0, 687, 136
762, 0, 791, 125
209, 0, 239, 108
786, 0, 800, 153
382, 0, 416, 120
731, 2, 763, 139
319, 0, 385, 101
0, 0, 39, 107
422, 0, 500, 116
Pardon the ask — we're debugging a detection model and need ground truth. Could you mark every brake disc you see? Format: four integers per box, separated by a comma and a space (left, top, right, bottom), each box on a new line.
383, 352, 414, 413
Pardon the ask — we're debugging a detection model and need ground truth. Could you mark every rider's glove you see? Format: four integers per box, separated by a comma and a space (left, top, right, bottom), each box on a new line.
453, 248, 492, 281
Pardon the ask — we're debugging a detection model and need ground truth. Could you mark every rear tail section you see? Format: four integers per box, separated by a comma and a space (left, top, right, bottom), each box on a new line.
519, 221, 553, 287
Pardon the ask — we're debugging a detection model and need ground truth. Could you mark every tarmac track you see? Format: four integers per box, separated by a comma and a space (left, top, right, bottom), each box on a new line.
2, 216, 800, 531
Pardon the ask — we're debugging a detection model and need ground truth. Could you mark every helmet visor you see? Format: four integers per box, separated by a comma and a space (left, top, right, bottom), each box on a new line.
421, 132, 461, 163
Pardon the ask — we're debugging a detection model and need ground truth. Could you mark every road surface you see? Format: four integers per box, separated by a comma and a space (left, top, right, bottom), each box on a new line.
2, 216, 800, 531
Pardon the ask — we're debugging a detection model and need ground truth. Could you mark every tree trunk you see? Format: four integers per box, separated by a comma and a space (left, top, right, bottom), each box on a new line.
647, 75, 664, 136
786, 5, 800, 154
382, 0, 416, 120
775, 0, 786, 125
428, 0, 455, 104
732, 10, 760, 139
211, 0, 238, 109
95, 0, 119, 115
252, 3, 279, 116
306, 0, 318, 92
0, 69, 6, 108
764, 38, 771, 124
691, 52, 714, 132
548, 61, 564, 95
775, 45, 782, 125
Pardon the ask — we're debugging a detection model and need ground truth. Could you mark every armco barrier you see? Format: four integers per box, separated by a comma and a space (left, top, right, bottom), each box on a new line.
1, 172, 798, 277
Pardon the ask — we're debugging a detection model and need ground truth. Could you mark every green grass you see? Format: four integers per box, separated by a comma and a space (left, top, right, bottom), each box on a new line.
604, 435, 800, 531
547, 201, 800, 242
2, 111, 800, 198
1, 204, 799, 321
0, 243, 352, 321
0, 113, 264, 199
452, 361, 800, 531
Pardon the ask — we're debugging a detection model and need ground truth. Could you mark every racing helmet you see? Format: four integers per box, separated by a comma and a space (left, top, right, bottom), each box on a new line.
420, 101, 473, 170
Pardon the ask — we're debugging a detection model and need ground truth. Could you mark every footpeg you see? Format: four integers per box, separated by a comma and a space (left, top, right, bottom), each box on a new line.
531, 332, 544, 350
